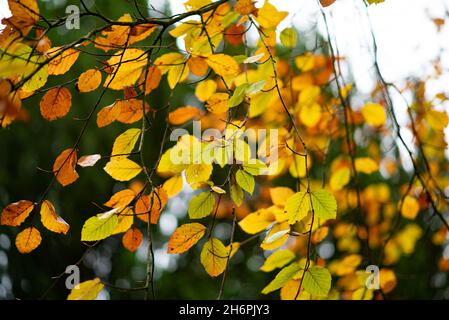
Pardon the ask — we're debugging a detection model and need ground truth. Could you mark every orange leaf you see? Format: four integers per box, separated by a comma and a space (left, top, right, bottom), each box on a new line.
1, 200, 34, 226
53, 148, 79, 187
104, 189, 136, 210
5, 0, 40, 35
77, 69, 102, 92
16, 227, 42, 254
168, 223, 206, 254
135, 187, 168, 224
225, 25, 245, 46
168, 106, 203, 125
47, 48, 80, 75
40, 200, 70, 234
187, 57, 208, 77
141, 66, 161, 94
320, 0, 336, 7
97, 103, 120, 127
114, 99, 150, 124
39, 87, 72, 121
122, 227, 143, 252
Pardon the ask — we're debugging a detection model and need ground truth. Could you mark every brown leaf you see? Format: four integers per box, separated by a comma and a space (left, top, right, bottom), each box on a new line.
1, 200, 34, 226
135, 187, 168, 224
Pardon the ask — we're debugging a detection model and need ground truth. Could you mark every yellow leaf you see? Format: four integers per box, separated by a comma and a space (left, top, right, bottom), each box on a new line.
104, 158, 142, 181
40, 200, 70, 235
238, 208, 275, 234
380, 269, 397, 293
280, 28, 297, 48
185, 163, 213, 185
330, 167, 351, 191
361, 103, 386, 127
401, 195, 420, 220
254, 1, 288, 29
426, 110, 449, 131
104, 49, 147, 90
269, 187, 295, 207
16, 227, 41, 254
299, 103, 321, 127
262, 263, 302, 294
111, 128, 141, 157
67, 278, 104, 300
163, 174, 184, 198
206, 92, 230, 114
195, 79, 217, 102
168, 223, 206, 254
206, 54, 240, 77
112, 207, 133, 234
260, 249, 295, 272
260, 221, 289, 250
355, 157, 379, 174
1, 200, 34, 226
200, 238, 228, 277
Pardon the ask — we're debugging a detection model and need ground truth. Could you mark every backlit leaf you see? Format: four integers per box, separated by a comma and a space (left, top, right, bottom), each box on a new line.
168, 223, 206, 254
40, 200, 70, 234
16, 227, 41, 254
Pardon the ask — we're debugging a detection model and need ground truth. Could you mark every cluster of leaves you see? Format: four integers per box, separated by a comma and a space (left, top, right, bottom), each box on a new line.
1, 0, 449, 300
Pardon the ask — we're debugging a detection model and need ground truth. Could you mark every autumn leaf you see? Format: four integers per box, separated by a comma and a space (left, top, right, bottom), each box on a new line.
40, 200, 70, 234
47, 47, 79, 75
104, 158, 142, 181
188, 191, 216, 219
122, 227, 143, 252
168, 106, 203, 125
238, 208, 275, 234
53, 148, 79, 187
262, 263, 302, 294
16, 227, 42, 254
361, 102, 386, 127
77, 69, 102, 92
104, 189, 135, 210
260, 250, 295, 272
67, 278, 104, 300
77, 154, 101, 168
39, 87, 72, 121
206, 54, 240, 77
104, 48, 147, 90
81, 208, 119, 241
1, 200, 34, 226
200, 238, 228, 277
302, 266, 332, 297
135, 187, 168, 224
168, 223, 206, 254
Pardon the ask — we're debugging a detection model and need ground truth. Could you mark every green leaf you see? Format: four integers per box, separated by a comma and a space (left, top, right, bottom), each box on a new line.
284, 191, 309, 224
302, 266, 332, 297
242, 159, 267, 175
280, 27, 297, 48
230, 183, 244, 206
112, 128, 141, 156
367, 0, 385, 4
188, 191, 216, 219
235, 169, 255, 194
229, 83, 249, 108
311, 189, 337, 220
260, 250, 296, 272
246, 80, 266, 96
81, 208, 119, 241
261, 262, 302, 294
